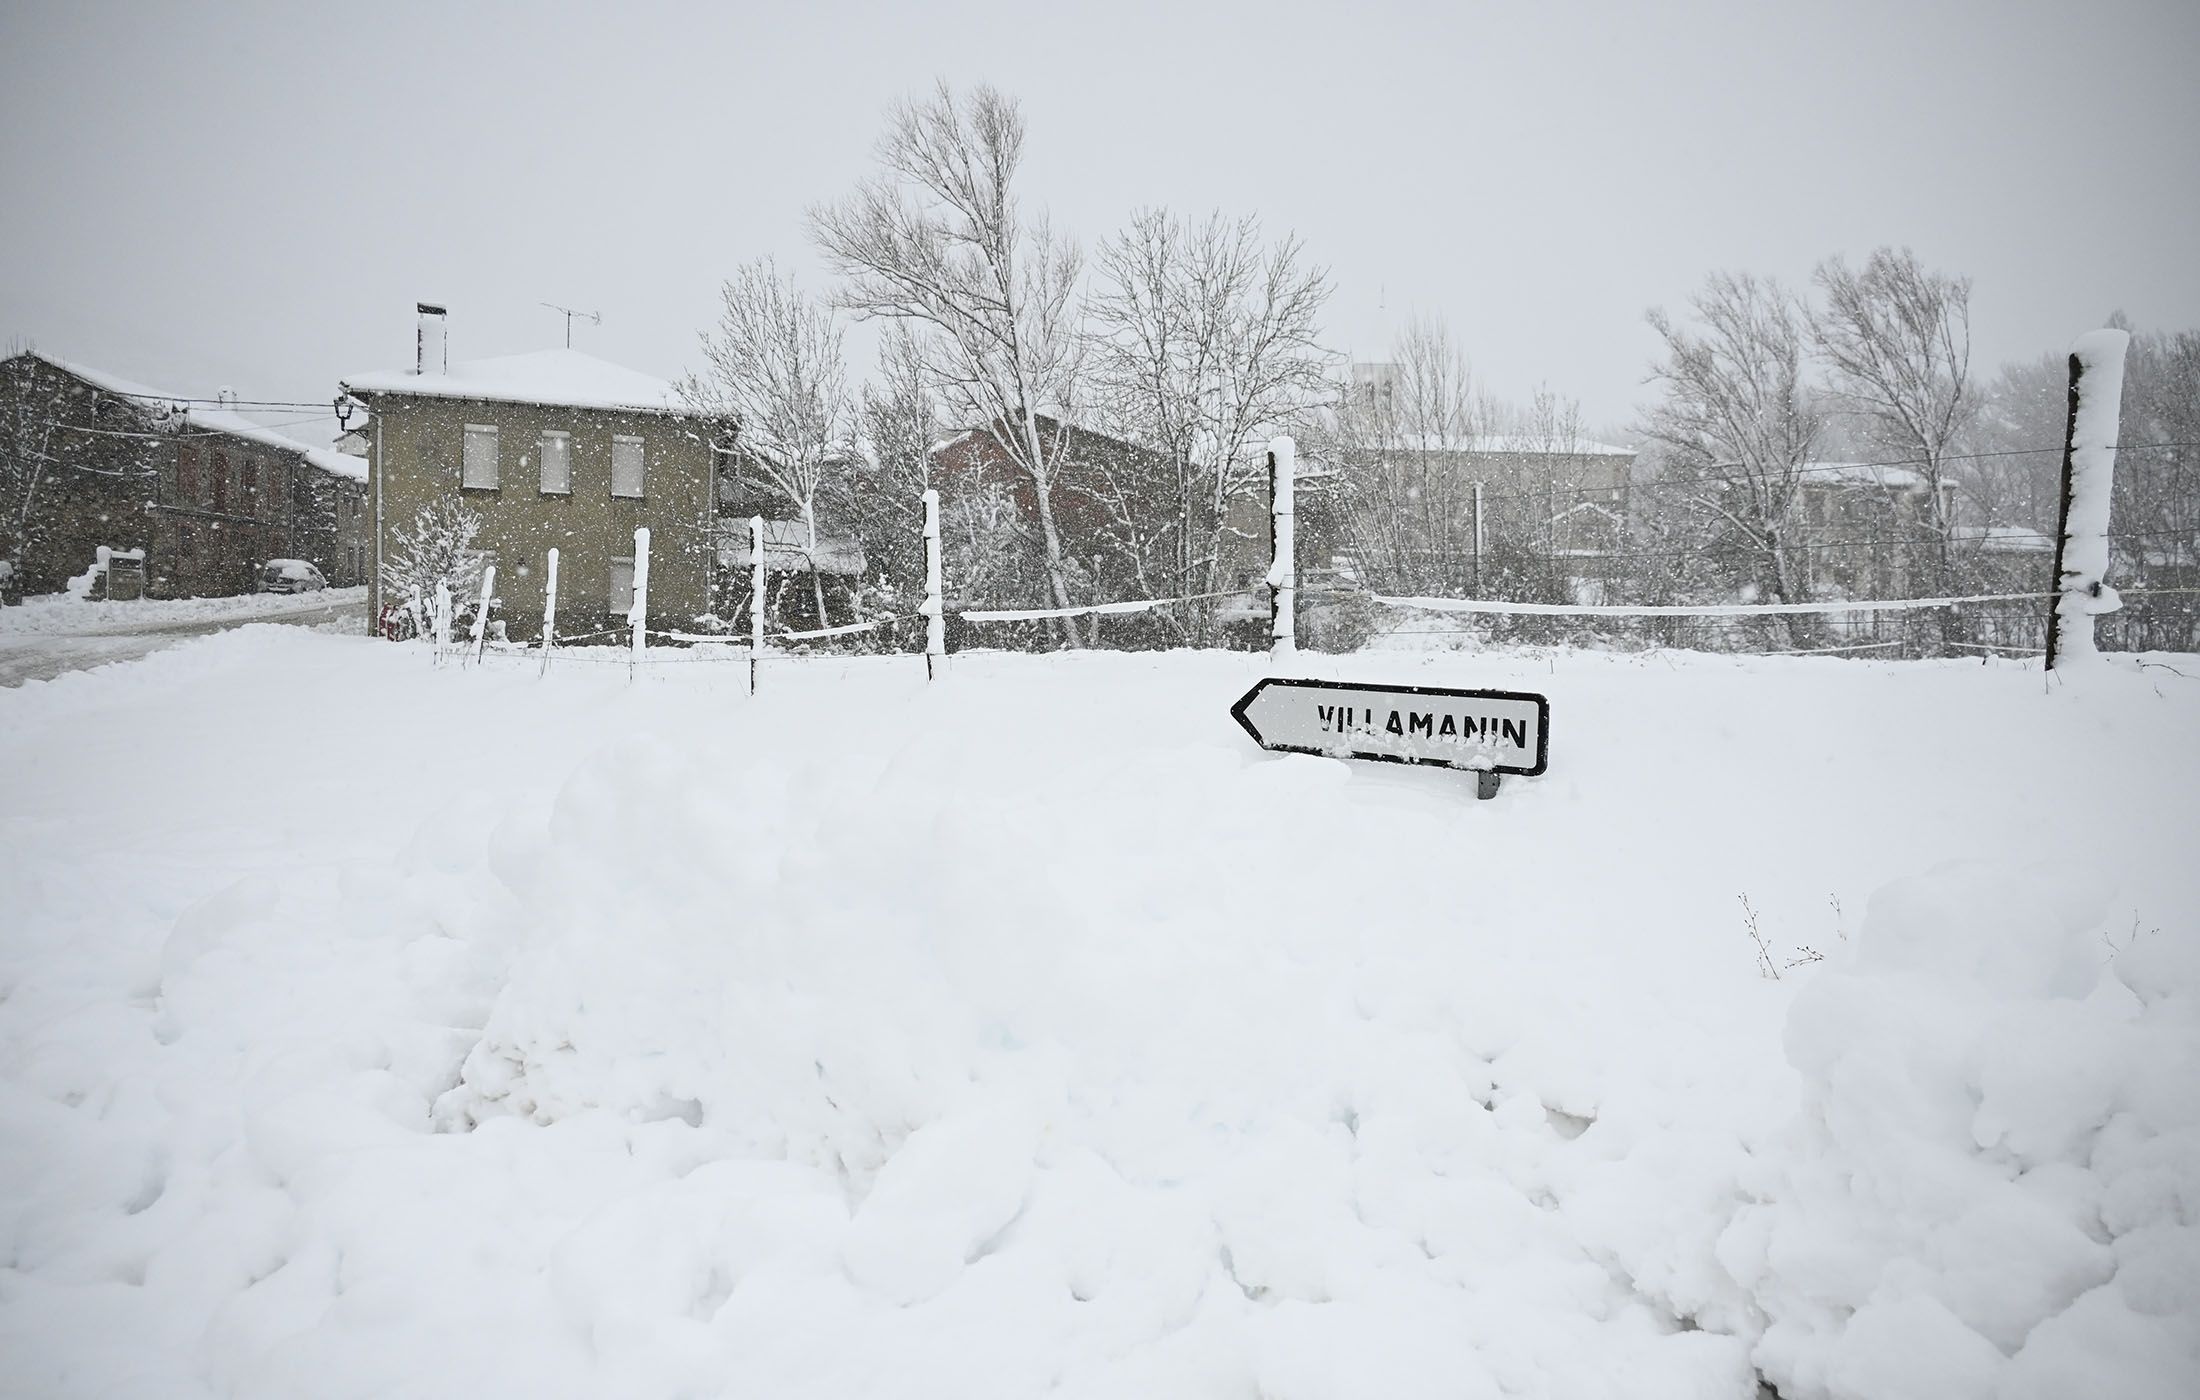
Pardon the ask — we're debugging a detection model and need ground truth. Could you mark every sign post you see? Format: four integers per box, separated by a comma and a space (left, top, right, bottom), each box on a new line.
1231, 677, 1549, 799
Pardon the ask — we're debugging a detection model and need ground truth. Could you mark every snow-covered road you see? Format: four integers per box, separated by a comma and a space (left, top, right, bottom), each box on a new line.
0, 588, 365, 686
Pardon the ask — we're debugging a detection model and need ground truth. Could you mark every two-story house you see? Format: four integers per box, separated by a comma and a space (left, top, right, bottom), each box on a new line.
342, 307, 723, 641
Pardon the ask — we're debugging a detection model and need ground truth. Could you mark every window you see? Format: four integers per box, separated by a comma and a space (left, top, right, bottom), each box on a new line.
611, 435, 645, 498
539, 430, 572, 495
608, 556, 636, 614
179, 525, 195, 560
177, 448, 199, 503
212, 454, 229, 512
463, 424, 500, 489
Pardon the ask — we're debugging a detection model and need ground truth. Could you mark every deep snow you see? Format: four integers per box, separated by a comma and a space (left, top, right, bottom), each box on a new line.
0, 630, 2194, 1398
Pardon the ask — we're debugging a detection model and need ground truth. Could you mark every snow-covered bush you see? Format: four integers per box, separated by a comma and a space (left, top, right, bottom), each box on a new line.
1720, 862, 2200, 1400
381, 499, 487, 620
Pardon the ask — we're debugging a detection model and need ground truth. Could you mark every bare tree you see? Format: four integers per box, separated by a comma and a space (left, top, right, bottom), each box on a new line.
1812, 248, 1976, 643
1641, 272, 1827, 644
1085, 208, 1330, 640
844, 322, 937, 602
684, 258, 856, 626
811, 82, 1091, 643
1328, 315, 1491, 598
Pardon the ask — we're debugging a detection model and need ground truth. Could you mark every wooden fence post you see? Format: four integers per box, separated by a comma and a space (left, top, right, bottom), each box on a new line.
627, 527, 650, 679
540, 547, 558, 675
923, 488, 945, 681
470, 564, 495, 667
432, 583, 452, 664
749, 515, 765, 696
2045, 329, 2130, 672
1268, 435, 1297, 661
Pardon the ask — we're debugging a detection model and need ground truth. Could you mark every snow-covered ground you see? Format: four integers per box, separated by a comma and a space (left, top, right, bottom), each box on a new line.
1, 631, 2194, 1399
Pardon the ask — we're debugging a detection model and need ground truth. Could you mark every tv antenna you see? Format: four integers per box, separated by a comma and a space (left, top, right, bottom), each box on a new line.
540, 302, 601, 347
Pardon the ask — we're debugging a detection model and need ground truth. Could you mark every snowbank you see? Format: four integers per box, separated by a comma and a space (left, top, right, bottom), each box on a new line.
0, 585, 366, 636
1718, 864, 2200, 1400
0, 630, 2194, 1397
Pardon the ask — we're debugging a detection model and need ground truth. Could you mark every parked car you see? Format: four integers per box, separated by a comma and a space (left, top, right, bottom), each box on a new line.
257, 559, 327, 593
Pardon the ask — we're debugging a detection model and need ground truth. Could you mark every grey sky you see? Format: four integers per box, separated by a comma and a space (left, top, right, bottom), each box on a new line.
4, 0, 2196, 439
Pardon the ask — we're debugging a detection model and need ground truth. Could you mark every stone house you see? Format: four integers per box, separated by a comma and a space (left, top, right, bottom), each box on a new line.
342, 307, 724, 641
0, 350, 366, 601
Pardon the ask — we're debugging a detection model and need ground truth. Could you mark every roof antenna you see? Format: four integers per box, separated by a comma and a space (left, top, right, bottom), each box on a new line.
539, 302, 601, 348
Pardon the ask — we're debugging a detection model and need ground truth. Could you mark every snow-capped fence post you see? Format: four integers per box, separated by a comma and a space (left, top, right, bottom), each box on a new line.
540, 547, 559, 675
922, 487, 945, 681
470, 564, 495, 667
1472, 480, 1486, 594
627, 527, 650, 680
748, 515, 765, 696
1267, 435, 1297, 661
432, 583, 452, 665
2044, 329, 2131, 673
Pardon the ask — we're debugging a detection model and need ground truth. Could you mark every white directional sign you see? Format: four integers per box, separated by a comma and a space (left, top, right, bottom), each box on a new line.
1231, 677, 1549, 776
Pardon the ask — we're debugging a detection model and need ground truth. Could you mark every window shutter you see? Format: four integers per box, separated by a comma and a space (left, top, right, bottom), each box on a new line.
463, 425, 500, 489
611, 435, 644, 498
539, 432, 571, 494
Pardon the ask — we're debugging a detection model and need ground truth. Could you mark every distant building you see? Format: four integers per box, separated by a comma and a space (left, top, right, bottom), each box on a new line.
342, 305, 725, 640
1220, 432, 1640, 595
1793, 462, 1960, 597
0, 350, 366, 601
928, 416, 1176, 606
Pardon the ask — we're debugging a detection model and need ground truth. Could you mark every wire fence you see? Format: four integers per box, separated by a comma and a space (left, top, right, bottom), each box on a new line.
398, 414, 2194, 672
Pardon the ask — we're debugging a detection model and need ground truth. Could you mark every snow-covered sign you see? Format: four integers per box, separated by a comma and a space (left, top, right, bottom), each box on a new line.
1231, 678, 1549, 776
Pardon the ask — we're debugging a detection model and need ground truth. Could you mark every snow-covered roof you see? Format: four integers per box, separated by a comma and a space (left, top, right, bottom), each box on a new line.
1953, 524, 2055, 554
715, 521, 868, 576
1377, 432, 1636, 457
15, 351, 366, 483
187, 408, 367, 483
1798, 462, 1935, 491
342, 348, 682, 415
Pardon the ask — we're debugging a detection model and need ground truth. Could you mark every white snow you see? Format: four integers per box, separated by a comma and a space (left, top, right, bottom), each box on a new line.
0, 631, 2194, 1398
342, 348, 682, 416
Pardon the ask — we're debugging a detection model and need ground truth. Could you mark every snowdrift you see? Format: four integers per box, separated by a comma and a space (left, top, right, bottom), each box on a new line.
1, 630, 2194, 1398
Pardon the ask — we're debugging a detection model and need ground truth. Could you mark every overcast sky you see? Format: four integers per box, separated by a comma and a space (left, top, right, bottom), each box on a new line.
3, 0, 2196, 440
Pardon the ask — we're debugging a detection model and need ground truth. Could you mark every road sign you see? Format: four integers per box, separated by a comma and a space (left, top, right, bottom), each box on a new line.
1231, 677, 1549, 777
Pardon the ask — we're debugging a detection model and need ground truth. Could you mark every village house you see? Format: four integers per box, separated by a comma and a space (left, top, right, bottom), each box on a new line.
1792, 461, 1962, 598
0, 349, 366, 602
928, 416, 1178, 606
1219, 433, 1640, 596
342, 307, 726, 641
